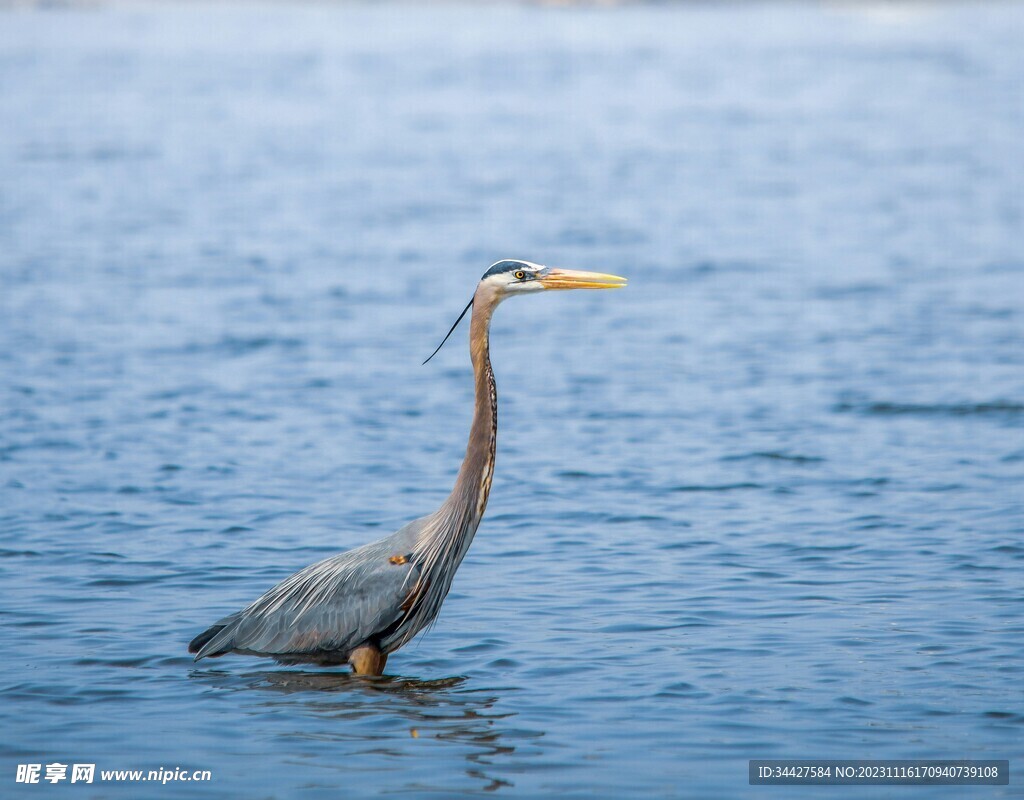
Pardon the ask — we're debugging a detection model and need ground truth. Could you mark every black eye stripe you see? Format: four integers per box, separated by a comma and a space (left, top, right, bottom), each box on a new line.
482, 260, 534, 280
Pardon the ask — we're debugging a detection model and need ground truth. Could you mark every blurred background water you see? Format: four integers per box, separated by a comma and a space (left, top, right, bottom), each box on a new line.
1, 2, 1023, 797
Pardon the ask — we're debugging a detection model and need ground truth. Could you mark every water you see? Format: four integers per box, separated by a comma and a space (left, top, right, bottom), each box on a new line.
2, 2, 1023, 797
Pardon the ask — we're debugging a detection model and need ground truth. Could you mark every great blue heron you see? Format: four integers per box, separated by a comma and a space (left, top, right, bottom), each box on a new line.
188, 260, 626, 675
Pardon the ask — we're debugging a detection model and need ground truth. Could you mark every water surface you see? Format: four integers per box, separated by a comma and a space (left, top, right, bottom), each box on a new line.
1, 3, 1023, 797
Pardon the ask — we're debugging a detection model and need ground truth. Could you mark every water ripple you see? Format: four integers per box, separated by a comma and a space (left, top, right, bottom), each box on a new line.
2, 4, 1022, 799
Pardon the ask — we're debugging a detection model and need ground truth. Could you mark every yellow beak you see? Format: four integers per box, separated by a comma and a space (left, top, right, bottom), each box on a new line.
537, 268, 628, 290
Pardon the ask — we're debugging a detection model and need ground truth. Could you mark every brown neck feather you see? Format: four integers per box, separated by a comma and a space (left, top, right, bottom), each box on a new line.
393, 282, 501, 646
445, 284, 498, 525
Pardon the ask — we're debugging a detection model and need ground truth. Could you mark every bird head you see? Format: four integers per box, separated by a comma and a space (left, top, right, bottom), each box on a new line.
423, 259, 626, 364
479, 259, 628, 296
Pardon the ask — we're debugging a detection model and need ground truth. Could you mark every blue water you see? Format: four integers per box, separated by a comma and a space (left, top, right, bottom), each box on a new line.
2, 3, 1023, 797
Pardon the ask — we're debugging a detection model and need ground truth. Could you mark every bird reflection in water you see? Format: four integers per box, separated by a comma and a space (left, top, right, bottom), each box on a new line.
191, 668, 520, 793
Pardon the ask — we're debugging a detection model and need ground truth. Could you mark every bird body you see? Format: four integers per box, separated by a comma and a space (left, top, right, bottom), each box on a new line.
189, 260, 625, 674
189, 517, 427, 665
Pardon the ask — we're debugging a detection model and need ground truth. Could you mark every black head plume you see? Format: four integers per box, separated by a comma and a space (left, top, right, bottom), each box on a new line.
423, 296, 474, 365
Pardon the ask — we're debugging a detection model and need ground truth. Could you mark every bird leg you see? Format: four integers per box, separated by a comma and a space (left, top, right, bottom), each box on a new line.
349, 643, 387, 676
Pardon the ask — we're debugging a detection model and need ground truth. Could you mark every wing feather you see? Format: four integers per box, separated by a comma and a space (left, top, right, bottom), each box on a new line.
191, 519, 426, 662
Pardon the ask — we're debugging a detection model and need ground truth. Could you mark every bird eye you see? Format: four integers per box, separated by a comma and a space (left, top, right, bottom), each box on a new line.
514, 271, 526, 280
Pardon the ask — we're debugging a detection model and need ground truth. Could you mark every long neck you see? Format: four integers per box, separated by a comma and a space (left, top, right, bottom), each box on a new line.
443, 290, 498, 529
392, 288, 500, 647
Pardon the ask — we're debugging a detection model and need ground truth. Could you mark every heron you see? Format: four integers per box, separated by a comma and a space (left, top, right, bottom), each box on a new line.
188, 259, 626, 675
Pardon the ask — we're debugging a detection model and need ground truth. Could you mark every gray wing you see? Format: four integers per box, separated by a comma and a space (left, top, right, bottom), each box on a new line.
190, 518, 426, 662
